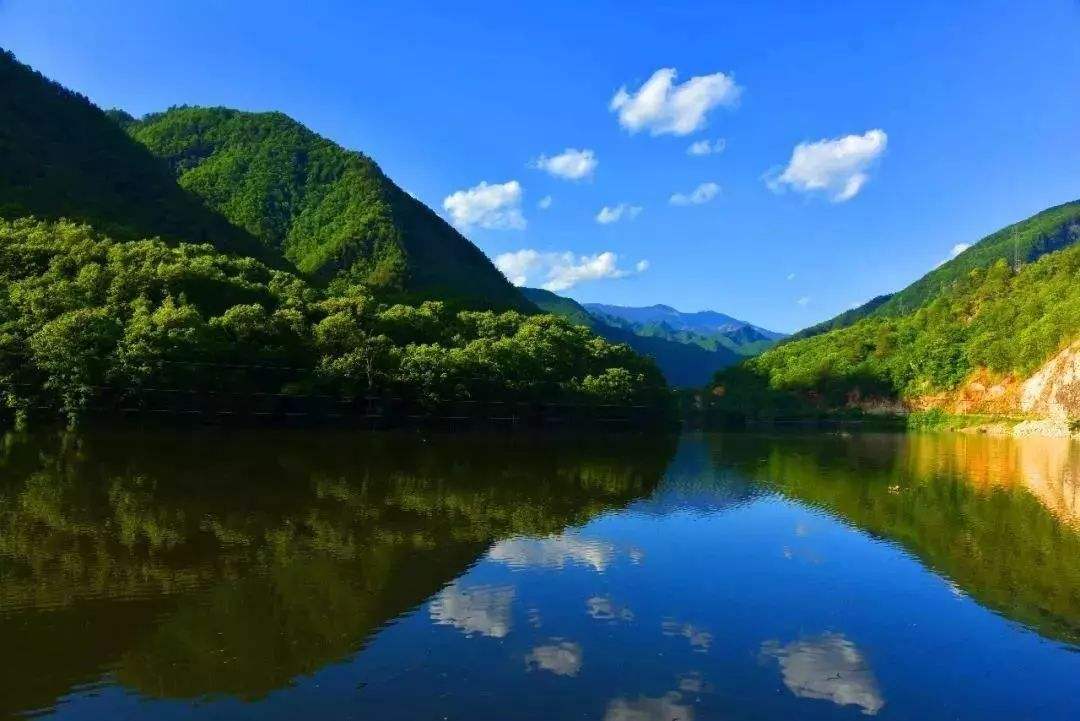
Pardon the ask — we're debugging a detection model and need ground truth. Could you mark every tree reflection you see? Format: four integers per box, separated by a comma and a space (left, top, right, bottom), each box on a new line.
0, 429, 675, 716
717, 432, 1080, 645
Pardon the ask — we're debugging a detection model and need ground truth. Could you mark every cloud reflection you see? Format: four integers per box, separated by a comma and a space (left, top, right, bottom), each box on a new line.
587, 596, 635, 622
488, 532, 618, 572
661, 618, 713, 652
525, 639, 583, 677
761, 633, 884, 715
430, 583, 515, 638
604, 691, 694, 721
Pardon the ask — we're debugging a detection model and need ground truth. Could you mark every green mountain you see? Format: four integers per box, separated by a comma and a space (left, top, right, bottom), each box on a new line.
126, 106, 529, 311
713, 200, 1080, 415
0, 52, 667, 425
522, 288, 744, 387
0, 50, 271, 264
791, 200, 1080, 341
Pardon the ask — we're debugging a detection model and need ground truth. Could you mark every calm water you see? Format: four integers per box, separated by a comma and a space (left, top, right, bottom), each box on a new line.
2, 430, 1079, 720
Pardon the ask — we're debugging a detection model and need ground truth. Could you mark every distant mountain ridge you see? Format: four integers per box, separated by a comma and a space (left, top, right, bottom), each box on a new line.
584, 303, 785, 340
521, 290, 783, 386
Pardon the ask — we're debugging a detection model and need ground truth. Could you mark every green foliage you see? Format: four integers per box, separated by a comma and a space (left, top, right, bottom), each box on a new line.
127, 106, 530, 310
0, 50, 271, 264
0, 218, 667, 422
715, 242, 1080, 411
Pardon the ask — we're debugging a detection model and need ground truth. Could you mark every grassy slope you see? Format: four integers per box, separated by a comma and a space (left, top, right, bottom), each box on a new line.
522, 287, 741, 387
791, 200, 1080, 341
128, 107, 530, 311
719, 236, 1080, 410
0, 50, 273, 265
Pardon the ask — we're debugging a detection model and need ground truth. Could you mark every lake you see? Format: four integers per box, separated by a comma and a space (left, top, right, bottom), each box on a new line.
1, 429, 1078, 720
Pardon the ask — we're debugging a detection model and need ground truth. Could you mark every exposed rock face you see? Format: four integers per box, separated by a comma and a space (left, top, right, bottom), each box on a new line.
1021, 341, 1080, 421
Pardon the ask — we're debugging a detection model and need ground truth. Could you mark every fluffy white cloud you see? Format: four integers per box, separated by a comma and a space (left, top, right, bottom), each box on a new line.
610, 67, 742, 136
430, 583, 515, 638
688, 138, 726, 156
670, 182, 720, 206
796, 296, 811, 306
761, 634, 885, 716
768, 129, 887, 202
533, 148, 597, 180
538, 195, 553, 210
937, 242, 973, 267
596, 203, 643, 224
525, 640, 583, 677
442, 180, 526, 230
494, 250, 649, 292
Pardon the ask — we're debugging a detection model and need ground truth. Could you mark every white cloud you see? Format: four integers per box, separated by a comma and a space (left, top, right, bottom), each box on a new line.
787, 273, 797, 281
937, 242, 972, 267
443, 180, 526, 230
670, 182, 720, 206
761, 634, 885, 716
525, 640, 583, 677
493, 250, 648, 292
768, 129, 887, 202
796, 296, 811, 306
430, 583, 515, 638
610, 67, 742, 136
596, 203, 643, 224
688, 138, 726, 156
533, 148, 597, 180
538, 195, 553, 210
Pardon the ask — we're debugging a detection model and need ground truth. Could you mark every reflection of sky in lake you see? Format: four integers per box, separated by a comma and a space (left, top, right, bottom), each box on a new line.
34, 434, 1080, 720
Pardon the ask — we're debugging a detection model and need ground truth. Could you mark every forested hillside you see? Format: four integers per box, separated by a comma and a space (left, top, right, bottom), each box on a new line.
713, 214, 1080, 416
0, 219, 667, 424
790, 200, 1080, 341
0, 51, 272, 264
127, 107, 529, 310
522, 288, 743, 386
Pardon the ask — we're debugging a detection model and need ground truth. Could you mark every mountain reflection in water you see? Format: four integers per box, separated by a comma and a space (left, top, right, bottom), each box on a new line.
1, 429, 1078, 720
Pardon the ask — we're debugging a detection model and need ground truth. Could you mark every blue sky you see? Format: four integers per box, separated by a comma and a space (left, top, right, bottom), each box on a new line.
3, 1, 1079, 332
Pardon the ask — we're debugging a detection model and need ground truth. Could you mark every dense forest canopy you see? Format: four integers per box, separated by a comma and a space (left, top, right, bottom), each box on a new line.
127, 106, 531, 310
0, 219, 667, 424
